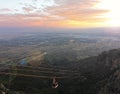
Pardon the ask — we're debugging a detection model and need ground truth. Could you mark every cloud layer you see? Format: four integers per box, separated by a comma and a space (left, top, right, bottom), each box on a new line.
0, 0, 109, 28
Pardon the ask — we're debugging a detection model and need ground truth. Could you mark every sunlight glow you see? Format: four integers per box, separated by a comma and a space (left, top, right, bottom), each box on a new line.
96, 0, 120, 27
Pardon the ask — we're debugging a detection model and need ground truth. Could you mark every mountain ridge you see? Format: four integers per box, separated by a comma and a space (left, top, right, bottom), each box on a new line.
0, 48, 120, 94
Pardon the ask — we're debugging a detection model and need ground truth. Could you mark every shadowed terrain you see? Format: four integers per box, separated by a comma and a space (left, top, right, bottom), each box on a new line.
0, 31, 120, 94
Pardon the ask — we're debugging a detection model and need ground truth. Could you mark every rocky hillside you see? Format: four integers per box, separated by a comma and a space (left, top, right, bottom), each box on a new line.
98, 49, 120, 94
0, 49, 120, 94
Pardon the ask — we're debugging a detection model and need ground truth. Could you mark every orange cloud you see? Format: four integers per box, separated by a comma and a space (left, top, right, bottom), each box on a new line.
0, 0, 110, 28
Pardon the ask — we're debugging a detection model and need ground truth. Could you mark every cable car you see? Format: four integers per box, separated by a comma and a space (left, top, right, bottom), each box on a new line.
52, 77, 58, 88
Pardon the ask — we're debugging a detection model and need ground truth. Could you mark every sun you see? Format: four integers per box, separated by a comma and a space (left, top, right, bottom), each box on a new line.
96, 0, 120, 27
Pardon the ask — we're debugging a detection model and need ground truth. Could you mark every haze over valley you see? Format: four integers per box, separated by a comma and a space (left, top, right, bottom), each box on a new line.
0, 0, 120, 93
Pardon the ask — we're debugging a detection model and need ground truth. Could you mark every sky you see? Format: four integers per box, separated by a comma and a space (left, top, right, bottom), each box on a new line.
0, 0, 120, 28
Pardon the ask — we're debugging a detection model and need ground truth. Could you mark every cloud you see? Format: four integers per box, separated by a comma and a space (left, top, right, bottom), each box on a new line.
22, 5, 37, 13
55, 0, 99, 5
22, 7, 33, 12
0, 8, 11, 12
0, 0, 109, 28
44, 0, 109, 23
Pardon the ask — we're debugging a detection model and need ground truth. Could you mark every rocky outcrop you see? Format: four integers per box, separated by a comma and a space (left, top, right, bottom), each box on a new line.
98, 49, 120, 94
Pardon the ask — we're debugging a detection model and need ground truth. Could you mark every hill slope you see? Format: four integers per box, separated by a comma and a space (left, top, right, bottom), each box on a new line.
0, 49, 120, 94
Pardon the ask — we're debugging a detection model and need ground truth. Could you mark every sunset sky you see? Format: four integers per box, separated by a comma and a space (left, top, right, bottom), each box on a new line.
0, 0, 120, 28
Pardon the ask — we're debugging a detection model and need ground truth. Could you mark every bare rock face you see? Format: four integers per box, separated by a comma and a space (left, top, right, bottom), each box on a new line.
98, 49, 120, 94
0, 83, 8, 94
